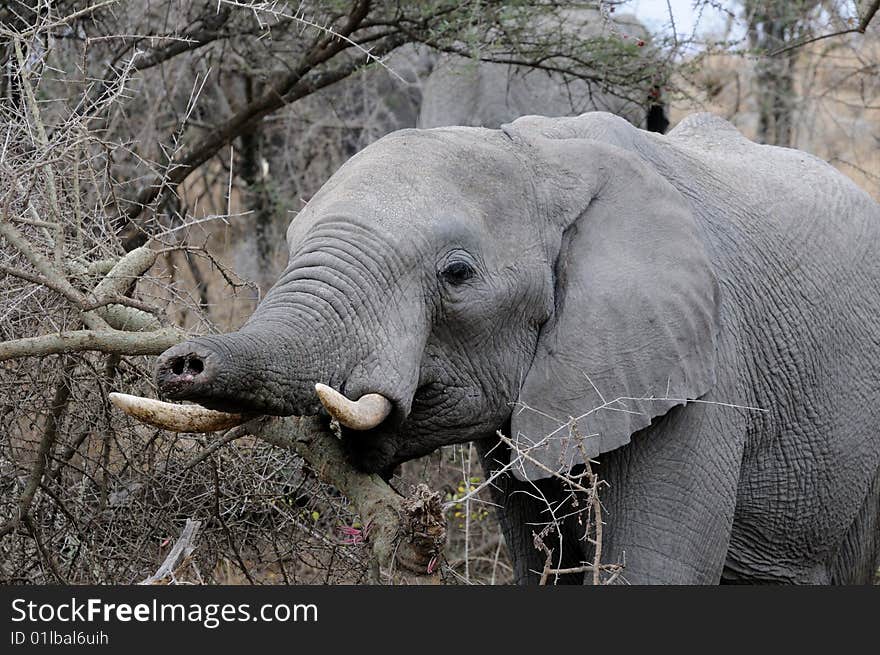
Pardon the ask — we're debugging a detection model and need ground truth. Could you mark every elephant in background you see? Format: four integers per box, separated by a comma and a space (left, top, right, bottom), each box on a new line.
419, 8, 668, 133
124, 110, 880, 584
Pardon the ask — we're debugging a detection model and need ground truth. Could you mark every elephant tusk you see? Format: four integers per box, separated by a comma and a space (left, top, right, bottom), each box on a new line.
108, 392, 250, 432
314, 383, 392, 431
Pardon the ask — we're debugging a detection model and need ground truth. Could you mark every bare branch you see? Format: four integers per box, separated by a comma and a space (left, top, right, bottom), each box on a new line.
139, 518, 202, 584
0, 326, 183, 362
0, 358, 75, 540
0, 218, 109, 330
0, 0, 118, 39
252, 415, 445, 583
768, 1, 879, 57
859, 0, 880, 31
11, 37, 64, 263
120, 28, 406, 247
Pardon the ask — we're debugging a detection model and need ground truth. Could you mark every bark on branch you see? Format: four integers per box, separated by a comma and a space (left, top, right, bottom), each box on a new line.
89, 246, 162, 331
139, 518, 203, 585
0, 327, 184, 362
250, 415, 445, 584
0, 218, 109, 331
0, 241, 176, 359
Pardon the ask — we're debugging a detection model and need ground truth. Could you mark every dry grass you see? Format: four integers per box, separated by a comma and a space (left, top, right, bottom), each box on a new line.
672, 27, 879, 199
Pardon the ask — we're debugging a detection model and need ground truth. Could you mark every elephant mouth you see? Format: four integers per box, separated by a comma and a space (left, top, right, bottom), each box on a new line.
164, 389, 298, 417
108, 384, 394, 434
337, 424, 404, 477
110, 383, 488, 481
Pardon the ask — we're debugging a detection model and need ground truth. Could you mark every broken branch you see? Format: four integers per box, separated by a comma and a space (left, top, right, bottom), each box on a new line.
248, 415, 445, 584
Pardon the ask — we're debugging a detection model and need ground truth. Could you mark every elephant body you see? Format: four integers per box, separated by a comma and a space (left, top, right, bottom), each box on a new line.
155, 112, 880, 584
482, 112, 880, 584
419, 55, 648, 130
419, 10, 667, 133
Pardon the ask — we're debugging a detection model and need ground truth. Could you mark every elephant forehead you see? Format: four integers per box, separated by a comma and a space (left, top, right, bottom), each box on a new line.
344, 130, 520, 200
288, 128, 533, 241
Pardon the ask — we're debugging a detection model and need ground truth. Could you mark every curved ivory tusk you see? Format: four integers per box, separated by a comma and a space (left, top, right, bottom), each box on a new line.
314, 383, 392, 431
108, 392, 249, 433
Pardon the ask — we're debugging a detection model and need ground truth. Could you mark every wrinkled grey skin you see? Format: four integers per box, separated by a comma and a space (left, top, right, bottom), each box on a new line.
157, 112, 880, 584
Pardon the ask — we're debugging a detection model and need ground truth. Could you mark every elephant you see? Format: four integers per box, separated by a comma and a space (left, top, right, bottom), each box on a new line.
418, 8, 669, 133
119, 111, 880, 584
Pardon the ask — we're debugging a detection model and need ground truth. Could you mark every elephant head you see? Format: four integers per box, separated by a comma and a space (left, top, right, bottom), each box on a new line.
123, 113, 719, 479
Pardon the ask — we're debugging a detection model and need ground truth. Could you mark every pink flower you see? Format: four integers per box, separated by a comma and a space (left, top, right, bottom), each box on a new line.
339, 520, 371, 545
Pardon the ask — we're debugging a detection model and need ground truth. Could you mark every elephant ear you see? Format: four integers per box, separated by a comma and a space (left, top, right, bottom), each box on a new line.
504, 115, 720, 481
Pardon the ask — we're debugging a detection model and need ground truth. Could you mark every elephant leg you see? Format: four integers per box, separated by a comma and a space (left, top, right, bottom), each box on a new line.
592, 402, 747, 584
476, 437, 586, 585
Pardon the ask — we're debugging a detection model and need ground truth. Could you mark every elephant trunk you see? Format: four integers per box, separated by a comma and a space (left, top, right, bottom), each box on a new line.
154, 326, 323, 417
133, 244, 425, 433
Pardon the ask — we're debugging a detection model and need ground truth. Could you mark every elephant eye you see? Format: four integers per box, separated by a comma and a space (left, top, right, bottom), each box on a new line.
440, 260, 475, 286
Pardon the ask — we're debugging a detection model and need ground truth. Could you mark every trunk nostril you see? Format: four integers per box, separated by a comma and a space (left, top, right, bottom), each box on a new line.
167, 355, 205, 378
